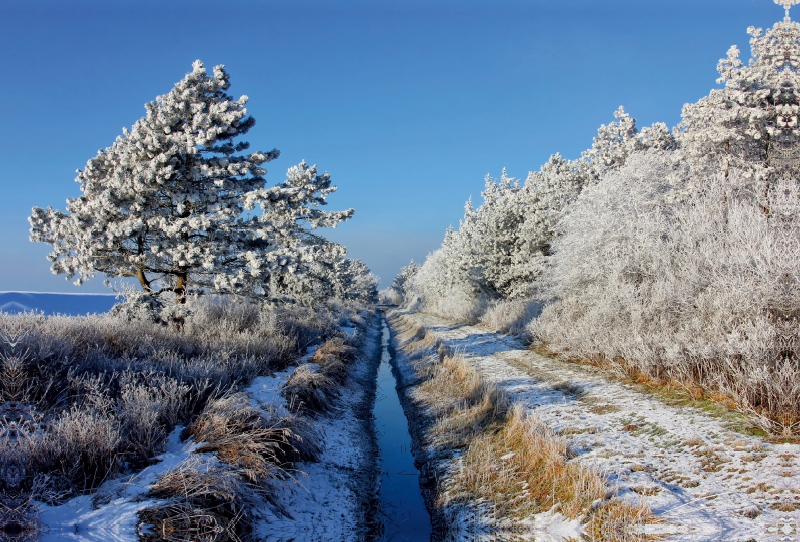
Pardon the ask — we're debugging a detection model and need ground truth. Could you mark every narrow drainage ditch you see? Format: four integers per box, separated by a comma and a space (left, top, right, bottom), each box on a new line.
373, 314, 432, 541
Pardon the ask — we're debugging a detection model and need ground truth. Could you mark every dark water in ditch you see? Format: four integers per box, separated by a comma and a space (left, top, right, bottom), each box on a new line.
374, 317, 432, 541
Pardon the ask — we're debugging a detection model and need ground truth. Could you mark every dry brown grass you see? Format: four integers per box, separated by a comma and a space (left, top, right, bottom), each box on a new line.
395, 319, 425, 343
310, 337, 357, 367
309, 337, 358, 386
412, 352, 510, 448
281, 365, 339, 416
183, 393, 320, 480
143, 391, 324, 541
584, 499, 658, 542
142, 456, 257, 542
428, 386, 509, 448
417, 354, 486, 415
451, 404, 606, 520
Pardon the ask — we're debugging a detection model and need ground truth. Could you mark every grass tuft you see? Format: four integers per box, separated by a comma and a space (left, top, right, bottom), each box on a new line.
452, 404, 606, 520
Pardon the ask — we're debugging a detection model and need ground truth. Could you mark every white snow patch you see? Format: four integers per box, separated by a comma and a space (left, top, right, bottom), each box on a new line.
38, 427, 199, 541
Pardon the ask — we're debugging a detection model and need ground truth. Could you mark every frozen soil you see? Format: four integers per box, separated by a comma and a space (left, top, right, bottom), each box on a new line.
396, 310, 800, 542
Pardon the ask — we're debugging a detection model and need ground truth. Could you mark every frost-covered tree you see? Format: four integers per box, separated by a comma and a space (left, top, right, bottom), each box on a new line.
534, 10, 800, 430
389, 260, 420, 306
679, 12, 800, 206
284, 245, 378, 306
408, 108, 674, 321
330, 258, 379, 305
30, 61, 353, 304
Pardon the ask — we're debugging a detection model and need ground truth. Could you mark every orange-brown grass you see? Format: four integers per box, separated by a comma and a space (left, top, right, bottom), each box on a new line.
403, 331, 441, 359
394, 319, 425, 343
142, 454, 269, 542
584, 499, 659, 542
427, 387, 508, 448
451, 404, 606, 520
310, 337, 357, 366
416, 354, 487, 415
310, 338, 356, 385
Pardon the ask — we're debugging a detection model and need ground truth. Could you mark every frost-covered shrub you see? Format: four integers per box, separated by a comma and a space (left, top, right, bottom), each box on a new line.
118, 371, 189, 465
28, 405, 122, 493
0, 299, 342, 501
529, 18, 800, 430
389, 260, 420, 307
109, 290, 164, 323
479, 297, 542, 337
407, 247, 487, 322
378, 287, 402, 306
532, 150, 798, 427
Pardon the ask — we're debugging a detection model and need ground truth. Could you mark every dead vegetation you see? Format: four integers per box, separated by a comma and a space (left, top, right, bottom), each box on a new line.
280, 336, 361, 416
584, 499, 658, 542
281, 365, 340, 415
140, 394, 323, 541
141, 456, 261, 542
183, 393, 320, 478
454, 404, 606, 519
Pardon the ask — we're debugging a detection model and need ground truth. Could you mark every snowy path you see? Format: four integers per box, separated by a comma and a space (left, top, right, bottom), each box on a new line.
403, 312, 800, 542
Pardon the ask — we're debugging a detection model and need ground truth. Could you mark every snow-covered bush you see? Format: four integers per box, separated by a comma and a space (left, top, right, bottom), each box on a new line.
389, 260, 420, 307
378, 287, 402, 306
407, 245, 486, 322
479, 297, 542, 337
532, 150, 797, 427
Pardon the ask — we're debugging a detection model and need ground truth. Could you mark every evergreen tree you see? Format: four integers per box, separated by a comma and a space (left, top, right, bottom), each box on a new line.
30, 61, 353, 304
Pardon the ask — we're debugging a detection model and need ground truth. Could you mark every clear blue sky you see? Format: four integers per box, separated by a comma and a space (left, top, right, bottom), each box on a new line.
0, 0, 780, 291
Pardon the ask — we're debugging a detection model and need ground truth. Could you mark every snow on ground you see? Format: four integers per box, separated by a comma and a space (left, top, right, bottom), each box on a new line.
36, 317, 380, 542
38, 427, 200, 541
253, 323, 379, 541
401, 311, 800, 542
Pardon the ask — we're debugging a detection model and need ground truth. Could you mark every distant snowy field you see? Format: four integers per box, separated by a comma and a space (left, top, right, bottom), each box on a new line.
0, 291, 118, 316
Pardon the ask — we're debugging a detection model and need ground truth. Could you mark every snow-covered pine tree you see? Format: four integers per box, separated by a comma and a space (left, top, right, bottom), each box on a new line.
329, 258, 379, 305
30, 61, 354, 304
